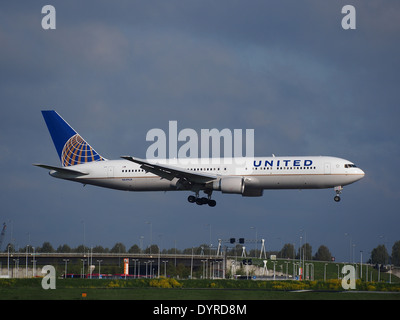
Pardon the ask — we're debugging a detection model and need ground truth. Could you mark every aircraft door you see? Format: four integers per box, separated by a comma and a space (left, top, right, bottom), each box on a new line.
324, 163, 331, 174
107, 166, 114, 178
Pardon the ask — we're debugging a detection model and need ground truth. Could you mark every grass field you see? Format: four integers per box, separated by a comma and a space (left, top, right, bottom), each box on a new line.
0, 278, 399, 300
1, 286, 400, 300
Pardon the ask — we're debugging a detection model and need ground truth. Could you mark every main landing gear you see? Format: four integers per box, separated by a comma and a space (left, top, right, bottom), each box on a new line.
187, 190, 217, 207
334, 186, 343, 202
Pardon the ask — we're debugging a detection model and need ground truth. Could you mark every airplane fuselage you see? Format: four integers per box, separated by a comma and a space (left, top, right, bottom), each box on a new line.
37, 110, 365, 206
49, 156, 364, 194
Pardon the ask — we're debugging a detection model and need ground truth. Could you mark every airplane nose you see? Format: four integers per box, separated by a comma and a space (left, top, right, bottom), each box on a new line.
356, 168, 365, 180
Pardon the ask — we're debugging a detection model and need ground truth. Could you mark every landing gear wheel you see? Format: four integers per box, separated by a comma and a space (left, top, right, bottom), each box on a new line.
201, 197, 209, 205
208, 199, 216, 207
188, 190, 216, 207
195, 197, 207, 205
334, 186, 343, 203
188, 193, 217, 207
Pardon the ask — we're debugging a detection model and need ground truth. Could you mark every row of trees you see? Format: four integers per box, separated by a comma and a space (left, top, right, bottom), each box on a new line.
277, 241, 400, 266
5, 240, 400, 266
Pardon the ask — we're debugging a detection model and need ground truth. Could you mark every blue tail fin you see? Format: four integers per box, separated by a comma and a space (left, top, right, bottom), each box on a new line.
41, 110, 106, 167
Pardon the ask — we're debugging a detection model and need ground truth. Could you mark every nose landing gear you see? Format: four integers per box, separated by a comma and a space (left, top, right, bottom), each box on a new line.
334, 186, 343, 202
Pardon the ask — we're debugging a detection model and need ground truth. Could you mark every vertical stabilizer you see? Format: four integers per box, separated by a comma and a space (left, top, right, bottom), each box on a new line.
41, 110, 105, 166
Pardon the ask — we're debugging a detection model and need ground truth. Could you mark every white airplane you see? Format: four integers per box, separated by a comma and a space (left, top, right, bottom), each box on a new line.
34, 110, 365, 207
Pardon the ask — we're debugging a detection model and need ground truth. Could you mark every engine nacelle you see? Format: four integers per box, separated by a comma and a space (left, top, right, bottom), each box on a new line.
218, 177, 244, 194
242, 187, 263, 197
213, 177, 263, 197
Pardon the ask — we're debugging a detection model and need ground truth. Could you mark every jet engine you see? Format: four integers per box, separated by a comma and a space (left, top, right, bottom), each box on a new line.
213, 177, 263, 197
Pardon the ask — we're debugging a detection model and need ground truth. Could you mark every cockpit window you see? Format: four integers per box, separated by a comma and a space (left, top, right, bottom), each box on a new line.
345, 164, 357, 168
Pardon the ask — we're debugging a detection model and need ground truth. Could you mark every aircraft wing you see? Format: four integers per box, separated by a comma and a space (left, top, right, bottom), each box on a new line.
33, 164, 88, 176
121, 156, 217, 184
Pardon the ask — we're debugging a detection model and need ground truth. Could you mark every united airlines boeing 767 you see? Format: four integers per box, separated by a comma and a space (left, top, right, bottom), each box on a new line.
34, 111, 365, 207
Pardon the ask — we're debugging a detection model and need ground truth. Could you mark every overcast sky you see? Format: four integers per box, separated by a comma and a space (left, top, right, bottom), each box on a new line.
1, 1, 399, 262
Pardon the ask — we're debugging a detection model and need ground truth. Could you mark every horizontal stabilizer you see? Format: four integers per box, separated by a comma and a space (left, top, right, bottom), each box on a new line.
33, 164, 88, 176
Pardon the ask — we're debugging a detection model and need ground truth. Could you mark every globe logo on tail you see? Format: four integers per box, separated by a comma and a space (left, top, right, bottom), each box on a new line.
61, 134, 104, 166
